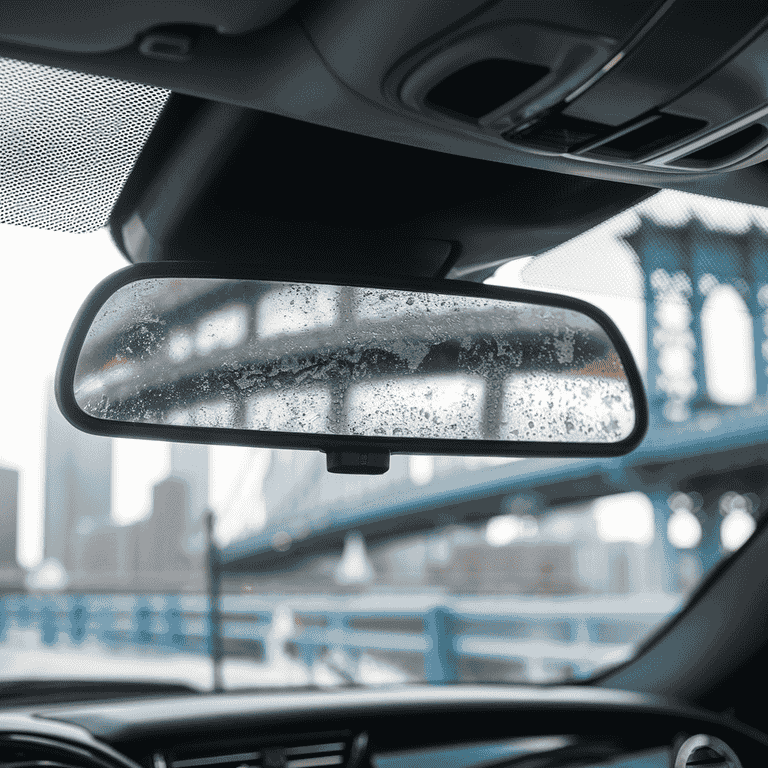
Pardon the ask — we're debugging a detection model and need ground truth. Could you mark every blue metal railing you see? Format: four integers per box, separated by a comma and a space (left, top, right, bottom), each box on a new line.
0, 594, 273, 657
285, 594, 682, 683
0, 593, 682, 684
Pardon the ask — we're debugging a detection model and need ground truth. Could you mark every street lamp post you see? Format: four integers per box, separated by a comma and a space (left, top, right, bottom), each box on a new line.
205, 510, 223, 692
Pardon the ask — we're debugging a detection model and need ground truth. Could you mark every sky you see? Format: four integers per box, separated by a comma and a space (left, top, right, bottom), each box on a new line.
0, 188, 764, 567
0, 226, 271, 567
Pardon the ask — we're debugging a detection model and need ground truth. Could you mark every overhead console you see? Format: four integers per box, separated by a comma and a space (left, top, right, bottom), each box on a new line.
379, 0, 768, 175
4, 0, 768, 196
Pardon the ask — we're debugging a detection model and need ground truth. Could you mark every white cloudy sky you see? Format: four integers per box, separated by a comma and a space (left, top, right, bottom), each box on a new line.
0, 189, 762, 567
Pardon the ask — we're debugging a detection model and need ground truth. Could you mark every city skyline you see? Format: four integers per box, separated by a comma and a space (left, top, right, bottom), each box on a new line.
43, 380, 112, 574
3, 392, 662, 597
8, 386, 213, 590
0, 188, 762, 579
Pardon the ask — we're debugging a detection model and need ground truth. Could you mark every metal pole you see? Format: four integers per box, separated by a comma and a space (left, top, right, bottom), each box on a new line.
424, 606, 458, 683
205, 510, 224, 692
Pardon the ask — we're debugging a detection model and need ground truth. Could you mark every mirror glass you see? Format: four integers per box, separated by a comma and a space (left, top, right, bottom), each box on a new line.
72, 278, 637, 444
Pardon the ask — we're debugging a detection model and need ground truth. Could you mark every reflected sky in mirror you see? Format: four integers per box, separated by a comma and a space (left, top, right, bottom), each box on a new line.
347, 376, 485, 439
258, 284, 341, 338
246, 386, 332, 433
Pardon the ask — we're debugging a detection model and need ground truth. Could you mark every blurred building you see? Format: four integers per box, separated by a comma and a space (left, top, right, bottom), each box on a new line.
364, 505, 649, 596
43, 382, 112, 576
0, 465, 24, 590
132, 476, 204, 590
73, 468, 206, 592
43, 377, 210, 590
80, 527, 121, 573
169, 443, 209, 559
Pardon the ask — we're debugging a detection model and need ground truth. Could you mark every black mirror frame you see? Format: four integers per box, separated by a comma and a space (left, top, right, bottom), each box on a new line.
56, 261, 648, 460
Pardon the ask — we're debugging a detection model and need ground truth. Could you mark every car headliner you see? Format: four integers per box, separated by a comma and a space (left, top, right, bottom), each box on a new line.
2, 2, 768, 279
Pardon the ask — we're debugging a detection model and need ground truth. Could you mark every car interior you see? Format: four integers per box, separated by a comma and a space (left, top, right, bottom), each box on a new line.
2, 2, 768, 768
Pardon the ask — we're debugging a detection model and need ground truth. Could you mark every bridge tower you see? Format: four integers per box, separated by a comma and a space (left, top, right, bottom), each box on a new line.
623, 215, 768, 586
624, 215, 768, 420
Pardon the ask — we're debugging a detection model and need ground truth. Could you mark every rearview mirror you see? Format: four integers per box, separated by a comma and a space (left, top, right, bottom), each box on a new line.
57, 264, 647, 474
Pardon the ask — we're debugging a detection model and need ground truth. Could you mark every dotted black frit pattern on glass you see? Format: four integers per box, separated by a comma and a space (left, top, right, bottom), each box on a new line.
0, 57, 169, 233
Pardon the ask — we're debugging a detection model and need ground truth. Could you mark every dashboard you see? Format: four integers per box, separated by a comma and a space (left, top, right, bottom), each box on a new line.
1, 687, 766, 768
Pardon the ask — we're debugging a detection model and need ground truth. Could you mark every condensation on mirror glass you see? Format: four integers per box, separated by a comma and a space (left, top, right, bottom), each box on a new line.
500, 375, 634, 442
73, 278, 636, 443
246, 386, 332, 433
346, 376, 485, 439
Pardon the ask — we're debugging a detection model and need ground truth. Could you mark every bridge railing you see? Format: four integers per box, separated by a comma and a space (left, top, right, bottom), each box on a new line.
284, 594, 682, 683
0, 594, 274, 661
0, 593, 683, 684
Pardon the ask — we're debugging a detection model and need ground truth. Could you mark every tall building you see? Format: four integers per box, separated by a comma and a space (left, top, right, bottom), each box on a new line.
131, 477, 204, 591
142, 478, 192, 571
0, 466, 18, 567
43, 382, 112, 575
42, 381, 211, 589
0, 466, 23, 588
74, 475, 206, 592
169, 443, 208, 556
71, 443, 208, 591
79, 526, 120, 573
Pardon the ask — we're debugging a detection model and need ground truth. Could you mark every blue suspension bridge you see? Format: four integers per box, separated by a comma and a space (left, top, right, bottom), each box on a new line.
6, 210, 768, 687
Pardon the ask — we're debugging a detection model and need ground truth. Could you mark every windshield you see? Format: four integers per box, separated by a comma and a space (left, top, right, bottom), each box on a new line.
0, 188, 763, 691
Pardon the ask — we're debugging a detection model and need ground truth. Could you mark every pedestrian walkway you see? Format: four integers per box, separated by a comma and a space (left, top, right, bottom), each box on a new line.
0, 628, 408, 690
